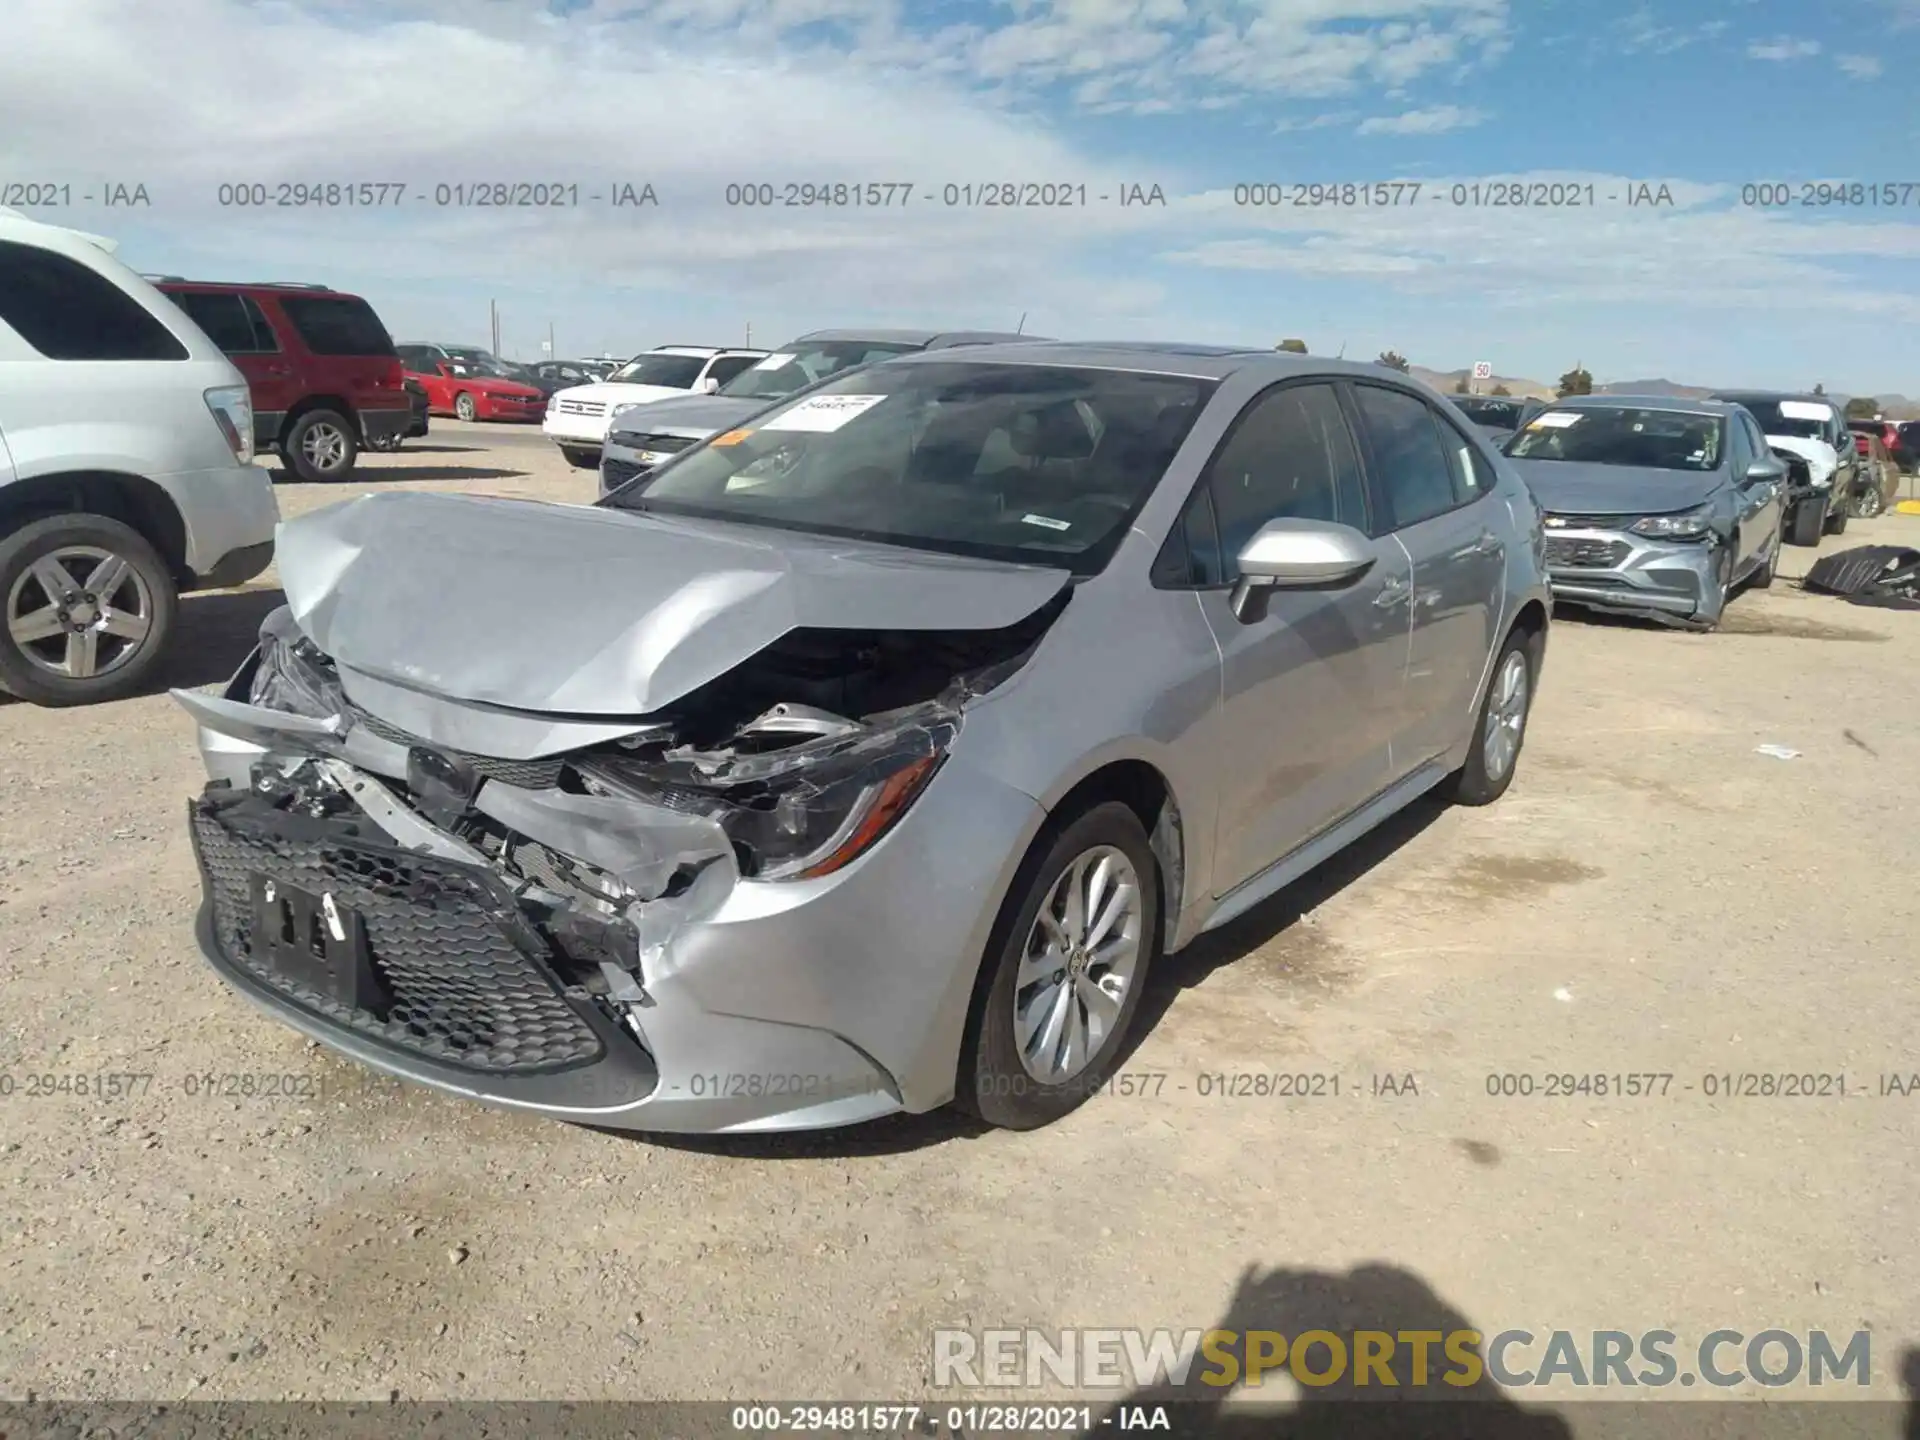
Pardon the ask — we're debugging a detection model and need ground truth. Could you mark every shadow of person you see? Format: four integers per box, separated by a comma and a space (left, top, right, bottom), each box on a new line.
1086, 1262, 1573, 1439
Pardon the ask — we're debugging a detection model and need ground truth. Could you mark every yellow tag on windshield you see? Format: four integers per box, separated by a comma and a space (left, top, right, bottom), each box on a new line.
711, 429, 753, 447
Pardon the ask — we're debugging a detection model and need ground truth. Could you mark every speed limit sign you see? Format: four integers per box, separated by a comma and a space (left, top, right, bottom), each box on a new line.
1472, 361, 1493, 380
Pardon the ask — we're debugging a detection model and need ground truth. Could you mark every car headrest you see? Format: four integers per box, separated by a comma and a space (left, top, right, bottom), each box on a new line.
1009, 401, 1096, 461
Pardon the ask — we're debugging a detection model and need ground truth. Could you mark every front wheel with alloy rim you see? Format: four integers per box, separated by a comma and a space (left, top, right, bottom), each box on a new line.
283, 409, 357, 482
1851, 478, 1886, 520
1438, 629, 1535, 806
0, 514, 176, 706
960, 801, 1160, 1130
454, 392, 478, 422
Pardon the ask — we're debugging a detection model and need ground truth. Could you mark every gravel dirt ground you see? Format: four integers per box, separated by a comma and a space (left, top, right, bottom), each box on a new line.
2, 421, 1918, 1420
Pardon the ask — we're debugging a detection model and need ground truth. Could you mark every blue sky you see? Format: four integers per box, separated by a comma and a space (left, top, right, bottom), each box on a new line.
4, 0, 1918, 392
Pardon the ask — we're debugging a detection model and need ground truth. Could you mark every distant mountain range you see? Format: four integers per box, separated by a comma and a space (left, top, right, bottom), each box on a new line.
1405, 366, 1918, 418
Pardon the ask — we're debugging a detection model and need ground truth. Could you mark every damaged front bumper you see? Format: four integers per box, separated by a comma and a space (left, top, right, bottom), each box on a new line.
175, 653, 1042, 1134
1542, 525, 1724, 626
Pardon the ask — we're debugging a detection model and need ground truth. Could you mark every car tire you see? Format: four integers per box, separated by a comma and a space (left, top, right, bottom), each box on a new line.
1438, 625, 1536, 807
0, 514, 177, 707
1788, 496, 1826, 546
1851, 477, 1885, 520
957, 801, 1161, 1131
454, 392, 478, 422
283, 409, 358, 483
560, 447, 599, 470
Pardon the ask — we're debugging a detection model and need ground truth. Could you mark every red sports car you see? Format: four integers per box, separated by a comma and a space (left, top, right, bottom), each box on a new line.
401, 354, 547, 423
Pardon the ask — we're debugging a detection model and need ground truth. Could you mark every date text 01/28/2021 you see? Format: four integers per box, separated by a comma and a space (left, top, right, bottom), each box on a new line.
720, 182, 1167, 208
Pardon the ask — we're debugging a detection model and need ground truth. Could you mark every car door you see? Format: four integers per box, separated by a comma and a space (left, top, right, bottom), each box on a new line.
166, 289, 298, 447
1158, 380, 1413, 896
1347, 382, 1505, 774
1738, 412, 1785, 552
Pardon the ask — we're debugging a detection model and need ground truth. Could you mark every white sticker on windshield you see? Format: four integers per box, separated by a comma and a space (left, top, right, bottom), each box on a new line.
1779, 400, 1833, 420
1528, 411, 1584, 429
760, 394, 887, 432
1021, 513, 1073, 532
752, 352, 797, 371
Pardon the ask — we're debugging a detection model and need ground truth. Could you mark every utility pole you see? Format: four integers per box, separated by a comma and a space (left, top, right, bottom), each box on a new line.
1016, 311, 1027, 335
548, 320, 555, 359
490, 299, 500, 357
746, 321, 752, 347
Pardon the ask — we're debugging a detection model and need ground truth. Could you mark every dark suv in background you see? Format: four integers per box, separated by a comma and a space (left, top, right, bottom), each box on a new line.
155, 280, 409, 483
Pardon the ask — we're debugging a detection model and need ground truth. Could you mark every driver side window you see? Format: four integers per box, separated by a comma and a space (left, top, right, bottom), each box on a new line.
1201, 383, 1368, 580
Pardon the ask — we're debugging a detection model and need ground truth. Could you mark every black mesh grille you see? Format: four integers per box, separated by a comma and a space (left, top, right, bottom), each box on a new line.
1545, 536, 1630, 569
351, 708, 563, 788
190, 796, 604, 1074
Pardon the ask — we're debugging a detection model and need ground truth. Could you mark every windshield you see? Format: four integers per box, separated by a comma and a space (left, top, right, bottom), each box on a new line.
607, 353, 707, 388
1506, 407, 1724, 471
720, 341, 923, 400
1725, 398, 1832, 441
605, 361, 1216, 574
1454, 397, 1523, 426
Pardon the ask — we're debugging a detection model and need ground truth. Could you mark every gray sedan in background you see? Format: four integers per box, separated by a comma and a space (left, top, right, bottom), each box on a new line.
598, 329, 1037, 495
176, 344, 1549, 1135
1504, 396, 1787, 630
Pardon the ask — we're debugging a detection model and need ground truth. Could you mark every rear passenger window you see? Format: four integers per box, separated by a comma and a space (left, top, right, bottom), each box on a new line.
0, 241, 188, 361
1436, 418, 1496, 505
705, 355, 761, 387
279, 295, 395, 357
169, 291, 258, 354
1352, 384, 1460, 529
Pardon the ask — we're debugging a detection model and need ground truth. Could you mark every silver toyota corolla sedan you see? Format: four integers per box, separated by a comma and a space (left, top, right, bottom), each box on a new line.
175, 343, 1551, 1134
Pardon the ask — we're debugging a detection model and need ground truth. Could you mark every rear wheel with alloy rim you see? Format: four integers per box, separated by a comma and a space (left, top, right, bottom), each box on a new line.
1852, 477, 1886, 519
960, 801, 1160, 1130
283, 409, 357, 482
0, 514, 176, 706
1438, 628, 1535, 806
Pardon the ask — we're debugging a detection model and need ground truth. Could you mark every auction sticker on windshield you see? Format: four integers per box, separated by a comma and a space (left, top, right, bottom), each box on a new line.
710, 428, 754, 446
751, 353, 797, 370
1780, 400, 1834, 420
1528, 411, 1584, 429
762, 394, 888, 432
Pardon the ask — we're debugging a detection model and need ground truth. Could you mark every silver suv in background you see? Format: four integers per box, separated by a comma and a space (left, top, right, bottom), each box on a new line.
0, 208, 279, 705
598, 329, 1039, 494
178, 344, 1547, 1134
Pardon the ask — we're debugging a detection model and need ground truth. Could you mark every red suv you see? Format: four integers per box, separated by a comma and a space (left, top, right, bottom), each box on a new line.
155, 280, 409, 482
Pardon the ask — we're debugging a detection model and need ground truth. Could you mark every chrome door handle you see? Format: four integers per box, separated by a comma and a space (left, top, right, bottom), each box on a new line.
1472, 530, 1502, 553
1373, 576, 1411, 607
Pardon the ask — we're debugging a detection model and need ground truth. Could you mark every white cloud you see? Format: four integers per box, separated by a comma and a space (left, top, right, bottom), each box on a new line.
1837, 53, 1883, 77
1747, 36, 1821, 60
1161, 172, 1920, 324
1356, 104, 1487, 135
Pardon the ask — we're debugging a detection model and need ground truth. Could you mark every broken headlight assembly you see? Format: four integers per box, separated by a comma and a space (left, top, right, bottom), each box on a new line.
573, 712, 954, 882
247, 607, 347, 720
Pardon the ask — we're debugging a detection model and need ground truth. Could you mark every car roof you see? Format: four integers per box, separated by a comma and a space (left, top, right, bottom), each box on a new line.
788, 328, 1044, 348
881, 340, 1426, 381
1541, 393, 1742, 418
152, 278, 364, 301
1709, 389, 1834, 405
650, 345, 769, 358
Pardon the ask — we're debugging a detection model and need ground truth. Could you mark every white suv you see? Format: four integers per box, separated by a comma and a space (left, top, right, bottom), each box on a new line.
542, 345, 767, 467
0, 208, 280, 705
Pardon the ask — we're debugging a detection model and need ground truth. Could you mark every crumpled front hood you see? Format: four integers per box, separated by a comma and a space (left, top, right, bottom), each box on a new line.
1512, 460, 1722, 517
275, 490, 1072, 717
1765, 435, 1838, 480
607, 393, 763, 440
